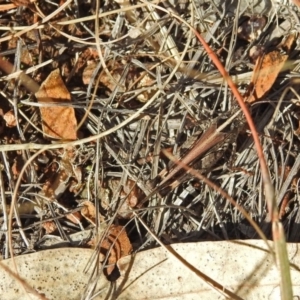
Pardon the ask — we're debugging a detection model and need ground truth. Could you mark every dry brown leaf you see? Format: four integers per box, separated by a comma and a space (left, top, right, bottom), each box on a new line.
246, 50, 288, 103
246, 34, 296, 103
99, 225, 132, 276
35, 69, 77, 140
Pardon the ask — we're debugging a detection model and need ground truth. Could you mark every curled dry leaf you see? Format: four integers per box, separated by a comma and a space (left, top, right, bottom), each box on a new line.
35, 69, 77, 140
99, 225, 132, 276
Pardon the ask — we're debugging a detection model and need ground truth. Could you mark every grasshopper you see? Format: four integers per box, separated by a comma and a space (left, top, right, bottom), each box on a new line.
141, 108, 245, 202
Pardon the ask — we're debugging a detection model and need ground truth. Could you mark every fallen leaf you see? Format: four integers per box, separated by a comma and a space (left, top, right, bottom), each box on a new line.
246, 50, 288, 103
2, 240, 300, 299
0, 248, 108, 299
115, 240, 300, 300
99, 225, 132, 276
246, 34, 296, 103
35, 69, 77, 140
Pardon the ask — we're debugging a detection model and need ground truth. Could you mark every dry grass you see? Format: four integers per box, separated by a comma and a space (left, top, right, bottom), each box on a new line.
0, 0, 300, 296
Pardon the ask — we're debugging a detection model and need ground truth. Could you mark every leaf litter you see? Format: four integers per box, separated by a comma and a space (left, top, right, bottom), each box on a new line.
0, 0, 300, 299
35, 69, 77, 140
